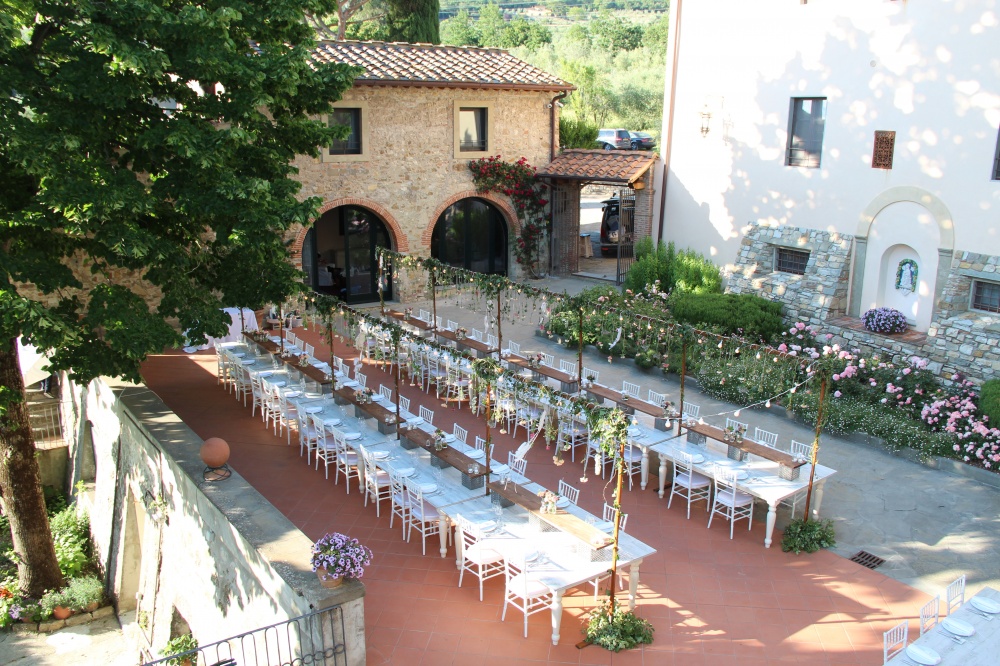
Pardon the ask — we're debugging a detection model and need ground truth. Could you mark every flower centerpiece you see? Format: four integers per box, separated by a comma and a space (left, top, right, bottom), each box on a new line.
621, 391, 630, 402
537, 490, 560, 514
403, 307, 413, 321
662, 400, 677, 419
733, 424, 746, 444
455, 326, 468, 340
433, 428, 448, 451
861, 307, 908, 334
311, 532, 373, 588
585, 373, 597, 387
528, 352, 544, 369
359, 387, 374, 404
298, 354, 310, 367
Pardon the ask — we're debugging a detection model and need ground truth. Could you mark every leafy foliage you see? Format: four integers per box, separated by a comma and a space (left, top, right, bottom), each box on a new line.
161, 633, 199, 666
585, 600, 654, 652
669, 292, 785, 342
624, 240, 722, 296
980, 379, 1000, 427
559, 116, 599, 149
862, 307, 909, 334
384, 0, 441, 43
781, 519, 836, 555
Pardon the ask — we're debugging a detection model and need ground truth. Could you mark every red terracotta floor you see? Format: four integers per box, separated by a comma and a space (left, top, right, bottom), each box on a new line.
141, 329, 928, 665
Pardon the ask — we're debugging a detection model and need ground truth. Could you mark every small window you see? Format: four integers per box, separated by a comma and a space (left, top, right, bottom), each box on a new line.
872, 130, 895, 169
786, 97, 826, 168
972, 280, 1000, 313
329, 108, 361, 155
992, 126, 1000, 180
458, 107, 488, 152
775, 247, 810, 275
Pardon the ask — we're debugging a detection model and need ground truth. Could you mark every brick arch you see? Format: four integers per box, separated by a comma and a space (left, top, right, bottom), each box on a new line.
288, 197, 408, 268
420, 191, 520, 250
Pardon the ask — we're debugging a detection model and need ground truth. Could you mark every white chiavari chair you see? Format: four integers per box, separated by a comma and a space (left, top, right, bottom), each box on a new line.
622, 381, 640, 398
708, 467, 754, 539
361, 447, 391, 516
388, 470, 409, 539
443, 359, 471, 408
404, 483, 441, 555
399, 395, 414, 420
753, 427, 779, 448
487, 333, 498, 348
501, 559, 550, 638
378, 384, 393, 402
558, 359, 577, 377
474, 436, 487, 452
455, 516, 504, 601
332, 429, 360, 493
647, 389, 666, 407
682, 402, 700, 419
506, 340, 521, 355
303, 342, 315, 358
557, 480, 579, 505
725, 417, 748, 432
945, 574, 966, 615
919, 595, 940, 635
540, 352, 554, 367
453, 424, 468, 444
581, 367, 599, 385
471, 328, 484, 341
882, 620, 907, 664
668, 451, 711, 519
555, 411, 588, 462
313, 415, 336, 479
419, 406, 435, 426
507, 451, 527, 478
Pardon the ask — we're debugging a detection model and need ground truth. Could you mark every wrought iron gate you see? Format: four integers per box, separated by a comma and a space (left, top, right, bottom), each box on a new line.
615, 189, 636, 285
141, 605, 348, 666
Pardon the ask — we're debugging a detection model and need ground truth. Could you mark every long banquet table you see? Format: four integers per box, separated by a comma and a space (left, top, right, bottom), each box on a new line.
504, 352, 580, 393
885, 586, 1000, 665
648, 432, 836, 547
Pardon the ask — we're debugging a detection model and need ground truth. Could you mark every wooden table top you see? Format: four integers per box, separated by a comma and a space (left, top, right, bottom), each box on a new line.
336, 386, 398, 420
684, 422, 805, 468
385, 310, 435, 331
403, 428, 490, 479
506, 354, 578, 384
585, 383, 664, 417
488, 481, 613, 549
434, 328, 498, 355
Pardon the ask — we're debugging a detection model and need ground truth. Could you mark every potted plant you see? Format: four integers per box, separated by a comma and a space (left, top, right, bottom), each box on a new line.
861, 307, 908, 334
160, 633, 198, 666
67, 575, 104, 612
41, 588, 74, 620
584, 599, 654, 652
310, 532, 373, 588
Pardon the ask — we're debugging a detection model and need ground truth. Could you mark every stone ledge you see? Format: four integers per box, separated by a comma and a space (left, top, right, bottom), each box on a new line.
8, 604, 115, 634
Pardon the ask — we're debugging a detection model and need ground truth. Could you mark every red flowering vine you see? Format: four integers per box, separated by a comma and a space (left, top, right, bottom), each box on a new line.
469, 156, 549, 278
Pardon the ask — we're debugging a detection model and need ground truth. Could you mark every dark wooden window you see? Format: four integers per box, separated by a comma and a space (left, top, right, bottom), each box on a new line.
972, 280, 1000, 313
992, 126, 1000, 180
786, 98, 826, 167
329, 108, 361, 155
872, 131, 895, 169
775, 247, 810, 275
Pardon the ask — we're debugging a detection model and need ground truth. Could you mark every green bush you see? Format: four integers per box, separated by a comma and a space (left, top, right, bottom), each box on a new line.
66, 575, 104, 610
979, 379, 1000, 427
559, 116, 599, 149
669, 292, 785, 342
585, 601, 654, 652
49, 506, 91, 579
623, 240, 722, 296
781, 519, 836, 554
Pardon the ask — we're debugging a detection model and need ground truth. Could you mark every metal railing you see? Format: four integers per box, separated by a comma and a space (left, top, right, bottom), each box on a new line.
141, 605, 347, 666
27, 397, 65, 444
615, 190, 636, 285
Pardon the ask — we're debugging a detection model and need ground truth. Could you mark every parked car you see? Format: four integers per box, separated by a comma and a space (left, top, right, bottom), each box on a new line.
599, 193, 635, 256
628, 131, 657, 150
597, 128, 631, 150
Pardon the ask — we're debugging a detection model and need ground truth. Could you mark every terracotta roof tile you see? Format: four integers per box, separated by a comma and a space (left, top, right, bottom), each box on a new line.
311, 41, 573, 91
538, 149, 659, 184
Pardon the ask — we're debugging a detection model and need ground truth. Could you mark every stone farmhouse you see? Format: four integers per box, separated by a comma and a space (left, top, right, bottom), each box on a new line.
654, 0, 1000, 383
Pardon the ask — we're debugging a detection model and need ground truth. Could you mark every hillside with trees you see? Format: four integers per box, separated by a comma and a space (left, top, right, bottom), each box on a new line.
439, 2, 667, 145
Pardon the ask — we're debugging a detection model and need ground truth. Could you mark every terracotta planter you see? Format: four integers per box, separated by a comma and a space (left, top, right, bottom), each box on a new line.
317, 568, 343, 588
200, 437, 230, 468
52, 606, 73, 620
85, 601, 100, 612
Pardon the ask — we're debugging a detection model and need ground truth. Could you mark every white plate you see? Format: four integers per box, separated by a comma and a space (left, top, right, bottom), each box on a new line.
714, 459, 741, 467
269, 336, 281, 343
479, 521, 498, 533
418, 483, 437, 494
371, 450, 390, 459
344, 432, 362, 441
491, 464, 510, 475
941, 617, 975, 637
241, 359, 257, 365
406, 417, 424, 426
905, 644, 941, 665
689, 453, 706, 464
595, 521, 615, 533
468, 450, 486, 460
270, 380, 286, 387
627, 427, 641, 437
284, 390, 301, 398
323, 418, 342, 427
971, 597, 1000, 613
372, 394, 385, 402
524, 551, 540, 563
734, 470, 749, 481
303, 406, 323, 414
231, 352, 246, 358
444, 434, 456, 443
344, 380, 360, 388
555, 497, 570, 508
396, 468, 416, 477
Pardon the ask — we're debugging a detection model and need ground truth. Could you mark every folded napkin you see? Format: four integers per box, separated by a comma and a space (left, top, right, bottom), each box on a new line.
396, 467, 415, 477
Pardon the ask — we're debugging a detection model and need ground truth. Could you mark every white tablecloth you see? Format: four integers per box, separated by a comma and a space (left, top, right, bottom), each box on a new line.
183, 307, 259, 352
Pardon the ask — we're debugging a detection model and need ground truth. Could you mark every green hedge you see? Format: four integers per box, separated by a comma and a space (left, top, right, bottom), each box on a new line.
623, 240, 722, 296
980, 379, 1000, 427
669, 292, 785, 342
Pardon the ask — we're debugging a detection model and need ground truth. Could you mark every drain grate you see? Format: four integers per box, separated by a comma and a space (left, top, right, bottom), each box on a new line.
850, 550, 885, 570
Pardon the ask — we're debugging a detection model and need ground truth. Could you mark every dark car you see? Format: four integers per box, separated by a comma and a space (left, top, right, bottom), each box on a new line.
599, 194, 635, 256
628, 131, 657, 151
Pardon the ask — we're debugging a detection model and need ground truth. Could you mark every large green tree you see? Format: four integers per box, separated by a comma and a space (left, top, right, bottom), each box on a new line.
384, 0, 440, 43
0, 0, 358, 597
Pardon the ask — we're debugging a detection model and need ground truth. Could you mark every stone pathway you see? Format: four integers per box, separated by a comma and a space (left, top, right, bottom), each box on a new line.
0, 615, 134, 666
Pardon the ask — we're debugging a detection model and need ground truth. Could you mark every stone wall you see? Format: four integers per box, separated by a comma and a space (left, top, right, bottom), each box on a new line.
724, 223, 1000, 384
291, 85, 557, 284
60, 377, 366, 665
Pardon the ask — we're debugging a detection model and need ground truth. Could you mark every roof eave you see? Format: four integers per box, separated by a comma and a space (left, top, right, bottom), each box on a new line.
352, 79, 575, 93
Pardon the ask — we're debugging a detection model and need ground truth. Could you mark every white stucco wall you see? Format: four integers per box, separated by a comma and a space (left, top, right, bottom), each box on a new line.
659, 0, 1000, 262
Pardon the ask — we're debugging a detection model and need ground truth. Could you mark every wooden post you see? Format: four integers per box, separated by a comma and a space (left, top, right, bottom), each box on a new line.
395, 337, 401, 440
607, 430, 626, 611
431, 270, 437, 330
577, 307, 584, 383
496, 290, 503, 358
677, 339, 687, 435
802, 376, 827, 521
484, 381, 493, 496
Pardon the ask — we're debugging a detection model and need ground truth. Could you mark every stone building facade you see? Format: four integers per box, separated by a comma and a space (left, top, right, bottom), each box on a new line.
288, 41, 573, 302
726, 223, 1000, 383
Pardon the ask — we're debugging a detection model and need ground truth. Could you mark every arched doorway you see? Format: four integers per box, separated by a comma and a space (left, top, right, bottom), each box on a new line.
303, 206, 393, 303
431, 197, 508, 274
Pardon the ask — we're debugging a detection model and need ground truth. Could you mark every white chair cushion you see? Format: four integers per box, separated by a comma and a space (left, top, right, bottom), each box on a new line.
716, 490, 753, 508
677, 472, 711, 488
465, 543, 503, 565
508, 574, 549, 598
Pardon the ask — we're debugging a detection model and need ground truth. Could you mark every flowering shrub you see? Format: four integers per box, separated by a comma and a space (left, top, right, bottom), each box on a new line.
310, 533, 373, 580
469, 156, 549, 277
861, 307, 908, 334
